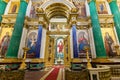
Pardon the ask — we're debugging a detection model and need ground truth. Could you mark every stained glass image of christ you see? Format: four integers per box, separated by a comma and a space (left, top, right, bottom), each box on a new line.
56, 38, 64, 64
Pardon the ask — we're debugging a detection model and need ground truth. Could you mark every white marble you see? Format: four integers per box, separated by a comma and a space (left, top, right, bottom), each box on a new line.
89, 28, 96, 58
70, 28, 73, 58
26, 0, 32, 17
18, 28, 28, 58
4, 0, 11, 15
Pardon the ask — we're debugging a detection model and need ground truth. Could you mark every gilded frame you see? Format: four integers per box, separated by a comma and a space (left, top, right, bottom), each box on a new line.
8, 1, 20, 14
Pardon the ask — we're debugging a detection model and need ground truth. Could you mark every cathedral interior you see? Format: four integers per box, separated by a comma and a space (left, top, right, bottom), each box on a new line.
0, 0, 120, 80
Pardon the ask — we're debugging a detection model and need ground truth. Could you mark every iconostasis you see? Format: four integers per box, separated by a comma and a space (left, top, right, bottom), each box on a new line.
0, 27, 13, 57
25, 29, 38, 58
8, 1, 20, 14
96, 1, 108, 14
101, 26, 117, 57
73, 0, 87, 18
29, 0, 43, 18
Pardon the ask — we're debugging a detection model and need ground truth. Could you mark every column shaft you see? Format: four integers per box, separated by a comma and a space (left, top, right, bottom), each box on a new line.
88, 0, 106, 57
0, 0, 7, 22
72, 25, 78, 58
6, 1, 28, 58
109, 0, 120, 42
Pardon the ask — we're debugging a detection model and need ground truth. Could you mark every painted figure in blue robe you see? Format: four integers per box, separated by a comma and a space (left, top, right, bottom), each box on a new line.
99, 3, 104, 13
78, 32, 89, 53
27, 33, 37, 56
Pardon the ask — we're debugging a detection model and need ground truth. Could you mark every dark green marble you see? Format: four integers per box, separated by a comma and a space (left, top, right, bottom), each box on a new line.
88, 0, 107, 57
6, 1, 28, 58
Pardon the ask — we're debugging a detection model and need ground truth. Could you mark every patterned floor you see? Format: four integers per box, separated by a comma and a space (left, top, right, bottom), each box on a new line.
24, 65, 65, 80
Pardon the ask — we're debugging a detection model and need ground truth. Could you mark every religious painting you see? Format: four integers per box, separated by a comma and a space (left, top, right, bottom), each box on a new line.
73, 1, 86, 17
50, 23, 67, 31
30, 1, 43, 18
26, 30, 38, 58
0, 28, 13, 57
55, 38, 64, 64
8, 1, 20, 14
101, 28, 117, 57
77, 30, 91, 58
50, 23, 57, 30
96, 1, 108, 14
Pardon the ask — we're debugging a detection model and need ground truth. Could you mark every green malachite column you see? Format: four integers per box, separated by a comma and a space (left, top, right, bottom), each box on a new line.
0, 0, 8, 22
6, 0, 28, 58
88, 0, 107, 57
108, 0, 120, 42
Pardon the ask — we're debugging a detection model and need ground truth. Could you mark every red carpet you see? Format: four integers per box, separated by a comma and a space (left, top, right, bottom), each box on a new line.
45, 66, 60, 80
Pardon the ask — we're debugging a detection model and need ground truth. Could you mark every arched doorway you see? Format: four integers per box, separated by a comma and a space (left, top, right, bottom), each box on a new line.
39, 1, 76, 67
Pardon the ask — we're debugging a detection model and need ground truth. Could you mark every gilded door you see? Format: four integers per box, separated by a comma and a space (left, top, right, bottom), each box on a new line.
64, 36, 71, 67
45, 36, 55, 67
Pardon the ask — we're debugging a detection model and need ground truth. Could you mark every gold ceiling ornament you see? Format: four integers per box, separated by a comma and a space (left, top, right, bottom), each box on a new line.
107, 0, 114, 3
2, 0, 10, 3
20, 0, 29, 3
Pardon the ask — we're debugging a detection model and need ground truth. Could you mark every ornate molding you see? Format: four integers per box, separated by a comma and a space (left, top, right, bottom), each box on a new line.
2, 0, 10, 3
71, 58, 82, 63
98, 15, 114, 24
1, 14, 17, 24
107, 0, 115, 3
92, 58, 113, 63
47, 31, 70, 35
21, 0, 29, 3
36, 8, 44, 13
31, 58, 44, 63
87, 0, 96, 4
0, 58, 23, 63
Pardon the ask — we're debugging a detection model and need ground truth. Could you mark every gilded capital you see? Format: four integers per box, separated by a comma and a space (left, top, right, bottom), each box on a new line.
21, 0, 29, 3
2, 0, 10, 3
107, 0, 116, 3
87, 0, 96, 3
25, 0, 29, 3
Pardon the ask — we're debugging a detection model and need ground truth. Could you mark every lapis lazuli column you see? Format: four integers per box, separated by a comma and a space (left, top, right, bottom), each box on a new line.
72, 24, 78, 58
35, 25, 42, 58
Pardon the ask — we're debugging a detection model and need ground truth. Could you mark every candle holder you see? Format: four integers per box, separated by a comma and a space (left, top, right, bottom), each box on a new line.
114, 44, 120, 56
19, 47, 29, 70
84, 46, 92, 69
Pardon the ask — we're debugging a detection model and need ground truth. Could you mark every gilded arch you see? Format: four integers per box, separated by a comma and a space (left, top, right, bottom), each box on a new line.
40, 0, 76, 10
39, 0, 76, 19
